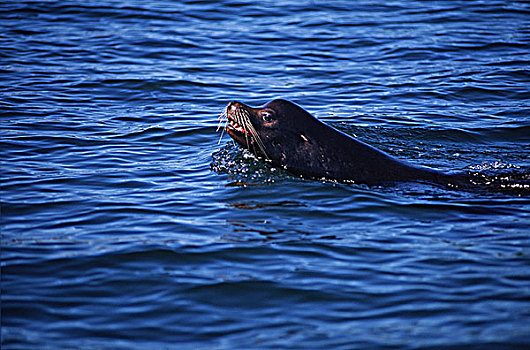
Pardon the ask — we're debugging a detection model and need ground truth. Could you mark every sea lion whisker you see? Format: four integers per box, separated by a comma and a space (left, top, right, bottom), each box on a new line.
242, 115, 253, 148
216, 108, 228, 132
217, 125, 226, 144
244, 119, 269, 159
235, 110, 244, 130
217, 107, 229, 144
237, 110, 254, 148
234, 108, 269, 159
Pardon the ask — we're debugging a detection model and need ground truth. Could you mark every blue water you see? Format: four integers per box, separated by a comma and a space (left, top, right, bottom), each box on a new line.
2, 1, 530, 349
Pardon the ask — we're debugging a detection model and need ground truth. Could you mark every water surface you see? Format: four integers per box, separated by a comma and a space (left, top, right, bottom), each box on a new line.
2, 1, 530, 349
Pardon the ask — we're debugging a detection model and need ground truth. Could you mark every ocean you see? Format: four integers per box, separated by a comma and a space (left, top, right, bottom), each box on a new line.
2, 1, 529, 349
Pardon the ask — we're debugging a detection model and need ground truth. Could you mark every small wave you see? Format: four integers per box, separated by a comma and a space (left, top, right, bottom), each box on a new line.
211, 143, 288, 184
465, 167, 530, 196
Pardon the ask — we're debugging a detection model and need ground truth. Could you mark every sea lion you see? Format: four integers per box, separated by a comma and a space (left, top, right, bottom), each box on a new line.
219, 99, 530, 195
221, 99, 462, 186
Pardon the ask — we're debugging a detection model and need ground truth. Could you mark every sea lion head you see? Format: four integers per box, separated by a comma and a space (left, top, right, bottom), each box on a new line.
224, 99, 319, 165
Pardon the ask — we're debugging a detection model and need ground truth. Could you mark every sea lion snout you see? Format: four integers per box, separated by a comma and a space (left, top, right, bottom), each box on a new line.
227, 101, 245, 112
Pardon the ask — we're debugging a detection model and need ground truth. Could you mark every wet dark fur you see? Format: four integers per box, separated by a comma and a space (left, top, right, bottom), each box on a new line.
221, 99, 528, 194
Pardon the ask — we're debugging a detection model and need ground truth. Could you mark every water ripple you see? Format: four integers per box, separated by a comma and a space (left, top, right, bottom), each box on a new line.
2, 0, 530, 349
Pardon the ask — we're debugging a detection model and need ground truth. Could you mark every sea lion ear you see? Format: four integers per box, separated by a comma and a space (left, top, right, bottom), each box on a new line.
300, 134, 310, 143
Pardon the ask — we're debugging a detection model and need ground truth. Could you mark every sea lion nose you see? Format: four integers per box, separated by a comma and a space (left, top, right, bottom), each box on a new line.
227, 100, 241, 112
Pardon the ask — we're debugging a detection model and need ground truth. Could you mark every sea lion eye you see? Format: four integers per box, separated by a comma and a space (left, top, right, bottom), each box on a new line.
262, 111, 274, 123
